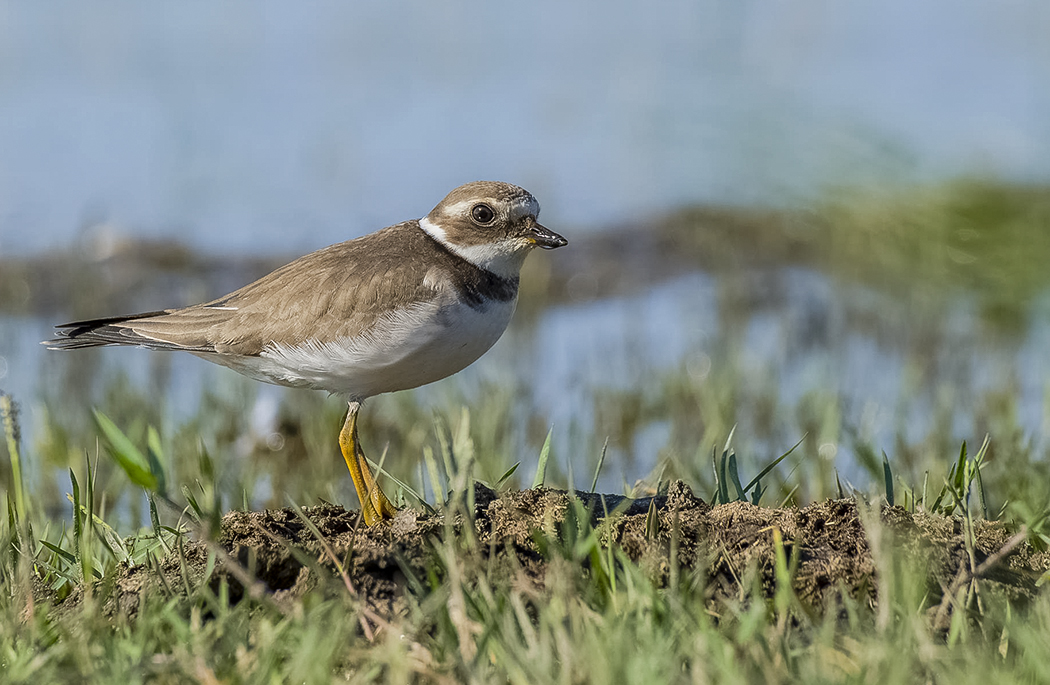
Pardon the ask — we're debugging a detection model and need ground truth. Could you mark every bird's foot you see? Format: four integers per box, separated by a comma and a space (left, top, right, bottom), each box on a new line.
362, 484, 399, 526
340, 402, 400, 527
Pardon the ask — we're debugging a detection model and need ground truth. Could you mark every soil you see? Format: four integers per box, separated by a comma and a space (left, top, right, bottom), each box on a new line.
79, 482, 1049, 628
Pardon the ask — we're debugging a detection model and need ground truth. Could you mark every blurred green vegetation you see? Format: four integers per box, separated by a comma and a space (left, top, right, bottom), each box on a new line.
5, 180, 1050, 327
659, 180, 1050, 331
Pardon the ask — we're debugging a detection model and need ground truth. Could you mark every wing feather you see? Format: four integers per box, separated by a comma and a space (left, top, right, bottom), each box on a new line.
44, 221, 451, 356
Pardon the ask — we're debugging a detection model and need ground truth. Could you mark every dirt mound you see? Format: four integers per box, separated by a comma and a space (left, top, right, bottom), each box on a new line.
94, 482, 1048, 626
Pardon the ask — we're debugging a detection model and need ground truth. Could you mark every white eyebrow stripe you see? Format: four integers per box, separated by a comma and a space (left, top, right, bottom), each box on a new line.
442, 199, 478, 216
441, 196, 540, 220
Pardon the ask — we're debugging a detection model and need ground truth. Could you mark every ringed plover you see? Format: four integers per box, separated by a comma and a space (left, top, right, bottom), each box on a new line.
46, 181, 568, 525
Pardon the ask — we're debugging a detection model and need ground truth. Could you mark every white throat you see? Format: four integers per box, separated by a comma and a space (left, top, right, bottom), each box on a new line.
418, 217, 529, 279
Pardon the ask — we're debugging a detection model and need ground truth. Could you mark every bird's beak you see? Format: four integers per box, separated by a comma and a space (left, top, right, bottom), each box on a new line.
527, 222, 568, 249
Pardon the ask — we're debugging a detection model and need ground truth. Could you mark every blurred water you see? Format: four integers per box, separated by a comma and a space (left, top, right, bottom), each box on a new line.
1, 0, 1047, 256
6, 266, 1050, 500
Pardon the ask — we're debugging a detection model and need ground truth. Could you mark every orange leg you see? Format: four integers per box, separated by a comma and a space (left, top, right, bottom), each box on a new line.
338, 401, 398, 526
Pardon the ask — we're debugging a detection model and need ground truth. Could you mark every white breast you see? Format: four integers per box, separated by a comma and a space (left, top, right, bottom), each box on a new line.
224, 295, 518, 399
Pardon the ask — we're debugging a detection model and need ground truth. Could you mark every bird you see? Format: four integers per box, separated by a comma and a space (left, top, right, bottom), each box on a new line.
45, 181, 568, 525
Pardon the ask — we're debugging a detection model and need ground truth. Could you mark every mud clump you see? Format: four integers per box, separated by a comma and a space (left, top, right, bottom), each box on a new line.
92, 482, 1048, 624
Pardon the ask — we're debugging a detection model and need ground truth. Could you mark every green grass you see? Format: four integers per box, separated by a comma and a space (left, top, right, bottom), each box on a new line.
3, 382, 1050, 684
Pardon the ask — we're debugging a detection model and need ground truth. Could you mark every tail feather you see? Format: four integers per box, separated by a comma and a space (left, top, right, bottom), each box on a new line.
44, 310, 214, 353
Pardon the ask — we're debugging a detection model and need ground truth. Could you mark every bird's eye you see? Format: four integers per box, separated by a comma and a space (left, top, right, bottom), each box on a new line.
471, 203, 496, 225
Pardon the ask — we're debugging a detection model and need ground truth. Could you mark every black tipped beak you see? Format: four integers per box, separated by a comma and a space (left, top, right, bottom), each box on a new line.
529, 223, 568, 249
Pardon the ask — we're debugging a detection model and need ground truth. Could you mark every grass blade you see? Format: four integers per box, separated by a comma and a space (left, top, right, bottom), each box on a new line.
531, 426, 553, 489
39, 539, 77, 568
367, 455, 435, 515
715, 447, 729, 504
1, 394, 26, 522
496, 462, 520, 489
146, 425, 168, 497
883, 451, 894, 506
645, 498, 659, 540
92, 410, 158, 491
590, 438, 609, 493
742, 435, 805, 494
953, 441, 968, 494
727, 452, 746, 501
423, 445, 445, 510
